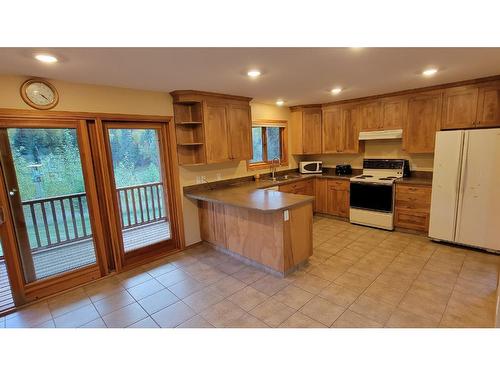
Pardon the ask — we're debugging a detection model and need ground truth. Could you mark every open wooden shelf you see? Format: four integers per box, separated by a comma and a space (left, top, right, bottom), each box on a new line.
173, 101, 207, 165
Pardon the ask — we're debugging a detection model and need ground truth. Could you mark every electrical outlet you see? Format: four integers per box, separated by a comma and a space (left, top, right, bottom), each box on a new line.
216, 173, 222, 181
196, 176, 202, 184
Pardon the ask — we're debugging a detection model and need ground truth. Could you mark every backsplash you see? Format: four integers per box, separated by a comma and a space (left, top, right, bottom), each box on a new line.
302, 139, 434, 171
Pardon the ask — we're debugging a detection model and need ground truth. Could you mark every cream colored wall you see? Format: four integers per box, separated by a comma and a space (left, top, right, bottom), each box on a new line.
302, 139, 434, 172
0, 75, 173, 115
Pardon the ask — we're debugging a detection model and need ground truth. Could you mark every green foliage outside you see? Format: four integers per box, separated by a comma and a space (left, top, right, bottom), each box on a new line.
0, 128, 164, 256
250, 126, 281, 163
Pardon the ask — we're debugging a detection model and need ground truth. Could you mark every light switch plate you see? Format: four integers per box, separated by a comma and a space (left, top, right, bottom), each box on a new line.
283, 210, 289, 221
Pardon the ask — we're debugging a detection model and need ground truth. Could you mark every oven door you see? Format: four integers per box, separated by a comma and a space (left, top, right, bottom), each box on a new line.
350, 182, 394, 213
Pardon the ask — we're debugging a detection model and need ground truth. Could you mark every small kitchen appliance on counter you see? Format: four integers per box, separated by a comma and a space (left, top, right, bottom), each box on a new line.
299, 161, 322, 174
335, 164, 352, 176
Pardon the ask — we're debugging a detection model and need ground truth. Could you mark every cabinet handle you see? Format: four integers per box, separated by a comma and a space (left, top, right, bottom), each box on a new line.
477, 120, 481, 125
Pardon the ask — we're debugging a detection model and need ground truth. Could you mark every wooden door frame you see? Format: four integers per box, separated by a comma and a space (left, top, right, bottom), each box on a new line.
96, 118, 184, 270
0, 117, 108, 302
0, 109, 185, 307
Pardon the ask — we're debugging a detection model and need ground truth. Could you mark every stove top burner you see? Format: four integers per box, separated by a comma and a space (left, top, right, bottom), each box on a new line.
379, 176, 398, 180
356, 175, 373, 179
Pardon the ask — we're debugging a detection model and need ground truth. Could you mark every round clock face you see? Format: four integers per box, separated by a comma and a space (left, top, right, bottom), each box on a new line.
21, 79, 59, 109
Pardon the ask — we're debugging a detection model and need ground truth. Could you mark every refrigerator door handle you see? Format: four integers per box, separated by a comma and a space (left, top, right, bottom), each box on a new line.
454, 131, 469, 241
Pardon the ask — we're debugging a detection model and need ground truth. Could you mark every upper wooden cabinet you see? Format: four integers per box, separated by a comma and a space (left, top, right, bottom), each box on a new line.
291, 106, 322, 154
476, 82, 500, 127
404, 91, 442, 153
171, 90, 252, 165
441, 86, 479, 129
359, 101, 382, 131
322, 105, 343, 153
441, 82, 500, 130
341, 105, 362, 153
321, 104, 362, 154
380, 97, 408, 129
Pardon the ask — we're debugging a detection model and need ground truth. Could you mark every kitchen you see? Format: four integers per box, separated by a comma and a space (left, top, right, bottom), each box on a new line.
0, 48, 499, 334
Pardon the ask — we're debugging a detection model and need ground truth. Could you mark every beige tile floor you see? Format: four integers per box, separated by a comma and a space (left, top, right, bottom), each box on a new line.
1, 216, 499, 328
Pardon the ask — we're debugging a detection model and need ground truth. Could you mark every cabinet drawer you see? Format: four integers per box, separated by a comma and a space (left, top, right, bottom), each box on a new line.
395, 209, 429, 232
396, 185, 431, 205
279, 179, 314, 195
326, 179, 350, 191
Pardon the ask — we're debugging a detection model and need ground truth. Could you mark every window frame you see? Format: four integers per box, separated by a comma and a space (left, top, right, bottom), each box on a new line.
247, 119, 288, 171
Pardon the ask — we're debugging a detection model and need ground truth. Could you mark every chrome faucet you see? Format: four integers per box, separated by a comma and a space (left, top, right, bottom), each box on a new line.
270, 157, 280, 181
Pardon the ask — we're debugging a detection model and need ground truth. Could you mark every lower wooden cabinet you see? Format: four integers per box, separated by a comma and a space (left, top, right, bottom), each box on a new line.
313, 178, 349, 218
278, 179, 314, 196
394, 183, 432, 232
326, 180, 350, 218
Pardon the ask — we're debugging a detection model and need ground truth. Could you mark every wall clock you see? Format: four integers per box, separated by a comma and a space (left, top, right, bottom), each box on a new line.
20, 78, 59, 110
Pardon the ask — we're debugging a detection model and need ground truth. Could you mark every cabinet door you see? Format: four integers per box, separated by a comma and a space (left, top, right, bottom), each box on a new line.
381, 97, 407, 130
302, 109, 322, 154
314, 178, 328, 213
227, 103, 252, 160
322, 106, 343, 153
341, 105, 361, 153
476, 83, 500, 127
441, 86, 478, 130
204, 102, 230, 163
278, 183, 295, 193
359, 101, 381, 131
404, 92, 442, 153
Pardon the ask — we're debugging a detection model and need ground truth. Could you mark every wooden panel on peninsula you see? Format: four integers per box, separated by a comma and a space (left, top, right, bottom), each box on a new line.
197, 200, 313, 276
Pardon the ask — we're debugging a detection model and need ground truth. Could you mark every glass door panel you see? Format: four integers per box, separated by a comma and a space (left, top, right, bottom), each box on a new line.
0, 127, 97, 283
107, 128, 171, 253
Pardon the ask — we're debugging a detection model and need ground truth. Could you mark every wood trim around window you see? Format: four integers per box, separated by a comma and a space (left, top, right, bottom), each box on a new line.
247, 119, 289, 171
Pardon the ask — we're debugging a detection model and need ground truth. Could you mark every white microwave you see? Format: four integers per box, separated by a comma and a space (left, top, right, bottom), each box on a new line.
299, 161, 323, 174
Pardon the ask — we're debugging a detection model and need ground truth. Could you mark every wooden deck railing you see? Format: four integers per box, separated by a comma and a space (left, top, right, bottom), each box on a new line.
116, 182, 167, 229
21, 182, 167, 251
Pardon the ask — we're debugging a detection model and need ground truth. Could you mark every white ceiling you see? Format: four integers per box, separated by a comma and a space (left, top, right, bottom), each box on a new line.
1, 48, 500, 106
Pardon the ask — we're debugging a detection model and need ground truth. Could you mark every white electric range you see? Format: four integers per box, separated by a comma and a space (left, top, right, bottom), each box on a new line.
349, 159, 408, 230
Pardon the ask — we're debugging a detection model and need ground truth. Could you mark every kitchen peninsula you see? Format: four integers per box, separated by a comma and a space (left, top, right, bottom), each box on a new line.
185, 177, 314, 276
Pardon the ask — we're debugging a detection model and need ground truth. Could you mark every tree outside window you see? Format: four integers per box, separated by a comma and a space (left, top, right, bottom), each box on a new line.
248, 121, 288, 169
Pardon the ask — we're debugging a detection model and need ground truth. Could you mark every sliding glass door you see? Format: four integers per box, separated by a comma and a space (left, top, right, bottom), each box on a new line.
103, 122, 176, 265
0, 120, 104, 284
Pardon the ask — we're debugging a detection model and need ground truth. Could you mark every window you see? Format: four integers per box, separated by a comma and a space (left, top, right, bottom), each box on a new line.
248, 120, 288, 169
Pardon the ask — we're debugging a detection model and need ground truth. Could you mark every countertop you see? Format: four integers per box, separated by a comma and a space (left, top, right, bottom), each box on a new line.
184, 170, 433, 212
184, 172, 354, 212
185, 177, 315, 212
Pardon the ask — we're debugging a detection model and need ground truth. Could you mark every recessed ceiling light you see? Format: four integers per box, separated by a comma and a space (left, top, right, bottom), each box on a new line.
276, 99, 285, 106
247, 70, 261, 78
34, 54, 58, 63
422, 68, 438, 77
331, 87, 342, 95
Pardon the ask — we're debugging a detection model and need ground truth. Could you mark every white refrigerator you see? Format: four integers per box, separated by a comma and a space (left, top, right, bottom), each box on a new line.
429, 128, 500, 253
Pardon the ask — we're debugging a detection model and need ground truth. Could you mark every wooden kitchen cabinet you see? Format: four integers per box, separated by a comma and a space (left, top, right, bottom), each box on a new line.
325, 179, 350, 218
291, 106, 322, 154
394, 183, 432, 233
441, 86, 479, 130
381, 96, 407, 129
204, 101, 231, 163
321, 104, 361, 154
403, 92, 442, 153
342, 105, 362, 153
278, 179, 315, 196
227, 103, 252, 160
322, 105, 343, 153
171, 90, 252, 165
476, 82, 500, 127
314, 178, 328, 213
359, 101, 382, 131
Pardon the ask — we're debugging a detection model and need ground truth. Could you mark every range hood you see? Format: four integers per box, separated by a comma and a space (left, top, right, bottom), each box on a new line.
358, 129, 403, 140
